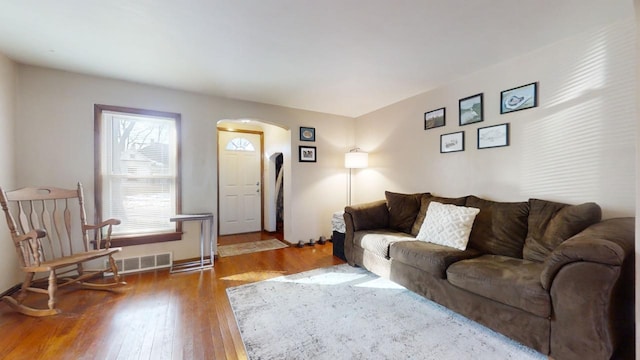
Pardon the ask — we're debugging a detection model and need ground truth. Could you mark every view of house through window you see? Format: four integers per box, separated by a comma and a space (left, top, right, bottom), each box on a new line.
95, 105, 181, 245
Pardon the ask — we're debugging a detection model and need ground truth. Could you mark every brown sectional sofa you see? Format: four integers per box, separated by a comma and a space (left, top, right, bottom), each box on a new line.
343, 191, 635, 360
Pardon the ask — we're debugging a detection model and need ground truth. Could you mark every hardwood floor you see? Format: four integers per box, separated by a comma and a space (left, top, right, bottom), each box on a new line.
0, 232, 344, 360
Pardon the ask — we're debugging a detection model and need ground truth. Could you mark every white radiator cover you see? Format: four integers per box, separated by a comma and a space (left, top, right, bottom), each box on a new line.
105, 252, 172, 275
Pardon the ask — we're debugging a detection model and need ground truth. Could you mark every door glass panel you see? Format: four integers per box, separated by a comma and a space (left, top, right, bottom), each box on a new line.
225, 137, 255, 152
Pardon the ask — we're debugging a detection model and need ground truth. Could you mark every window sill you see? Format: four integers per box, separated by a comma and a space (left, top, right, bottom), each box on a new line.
95, 232, 183, 248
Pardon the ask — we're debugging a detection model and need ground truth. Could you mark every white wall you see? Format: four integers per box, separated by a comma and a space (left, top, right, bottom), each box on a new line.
12, 65, 353, 261
355, 16, 637, 219
0, 53, 19, 290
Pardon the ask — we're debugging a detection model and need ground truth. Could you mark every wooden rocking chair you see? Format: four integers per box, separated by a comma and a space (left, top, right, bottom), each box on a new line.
0, 183, 126, 316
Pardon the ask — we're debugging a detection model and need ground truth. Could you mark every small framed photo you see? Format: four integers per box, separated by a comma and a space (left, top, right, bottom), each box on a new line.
478, 123, 509, 149
501, 82, 538, 114
459, 93, 483, 126
299, 146, 317, 162
424, 107, 446, 130
300, 127, 315, 142
440, 131, 464, 153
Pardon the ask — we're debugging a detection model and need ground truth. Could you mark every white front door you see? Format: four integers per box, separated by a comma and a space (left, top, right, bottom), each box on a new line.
218, 131, 262, 235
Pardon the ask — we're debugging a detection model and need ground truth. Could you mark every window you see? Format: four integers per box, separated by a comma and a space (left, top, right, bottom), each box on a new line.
95, 104, 182, 246
225, 137, 256, 151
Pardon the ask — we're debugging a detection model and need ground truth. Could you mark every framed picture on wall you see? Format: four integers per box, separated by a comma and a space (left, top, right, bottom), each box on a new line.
459, 93, 483, 126
440, 131, 464, 153
424, 107, 446, 130
299, 146, 317, 162
500, 82, 538, 114
478, 123, 509, 149
300, 127, 316, 141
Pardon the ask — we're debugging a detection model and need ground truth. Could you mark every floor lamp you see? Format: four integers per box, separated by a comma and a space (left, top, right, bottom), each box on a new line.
344, 148, 368, 206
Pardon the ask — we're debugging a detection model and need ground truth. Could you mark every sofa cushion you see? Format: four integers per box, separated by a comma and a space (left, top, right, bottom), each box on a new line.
447, 255, 550, 318
354, 230, 414, 258
523, 199, 601, 262
385, 191, 426, 234
416, 202, 480, 250
465, 196, 529, 258
411, 194, 467, 236
390, 241, 482, 279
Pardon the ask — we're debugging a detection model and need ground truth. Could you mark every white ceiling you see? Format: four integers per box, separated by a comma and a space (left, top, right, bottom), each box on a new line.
0, 0, 629, 117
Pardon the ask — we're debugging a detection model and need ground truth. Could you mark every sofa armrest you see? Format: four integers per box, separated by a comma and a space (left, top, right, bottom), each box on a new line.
344, 200, 389, 232
343, 200, 389, 265
542, 217, 635, 359
540, 217, 634, 290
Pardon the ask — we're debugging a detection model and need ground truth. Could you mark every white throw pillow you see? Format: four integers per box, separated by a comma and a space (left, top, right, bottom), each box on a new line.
416, 201, 480, 250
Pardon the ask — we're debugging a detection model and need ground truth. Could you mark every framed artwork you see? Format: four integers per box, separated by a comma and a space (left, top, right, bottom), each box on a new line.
501, 82, 538, 114
459, 93, 483, 126
478, 123, 509, 149
299, 146, 317, 162
424, 107, 446, 130
300, 127, 315, 141
440, 131, 464, 153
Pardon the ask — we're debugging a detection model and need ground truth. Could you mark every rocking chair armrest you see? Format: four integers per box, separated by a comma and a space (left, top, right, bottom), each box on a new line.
15, 229, 47, 242
84, 218, 122, 230
15, 229, 48, 267
84, 218, 121, 249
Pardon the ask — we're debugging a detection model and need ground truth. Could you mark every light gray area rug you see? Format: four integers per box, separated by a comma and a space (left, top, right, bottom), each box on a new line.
218, 239, 288, 257
227, 264, 547, 360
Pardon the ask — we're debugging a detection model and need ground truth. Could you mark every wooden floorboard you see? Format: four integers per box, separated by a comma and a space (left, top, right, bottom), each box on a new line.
0, 232, 343, 359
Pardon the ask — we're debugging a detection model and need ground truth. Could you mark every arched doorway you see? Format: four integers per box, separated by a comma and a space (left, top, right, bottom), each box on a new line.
217, 119, 290, 240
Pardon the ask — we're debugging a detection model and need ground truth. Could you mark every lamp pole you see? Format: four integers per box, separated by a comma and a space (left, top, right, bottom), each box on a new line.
347, 167, 353, 206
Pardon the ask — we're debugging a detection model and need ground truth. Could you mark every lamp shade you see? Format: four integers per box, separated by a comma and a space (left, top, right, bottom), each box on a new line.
344, 151, 368, 169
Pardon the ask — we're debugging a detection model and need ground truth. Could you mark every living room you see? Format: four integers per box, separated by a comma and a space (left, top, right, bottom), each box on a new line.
0, 1, 638, 359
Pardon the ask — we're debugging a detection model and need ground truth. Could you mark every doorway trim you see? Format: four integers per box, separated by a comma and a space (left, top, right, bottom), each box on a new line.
217, 127, 265, 235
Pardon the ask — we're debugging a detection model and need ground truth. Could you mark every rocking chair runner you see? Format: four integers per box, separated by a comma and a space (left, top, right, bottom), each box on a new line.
0, 183, 126, 316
